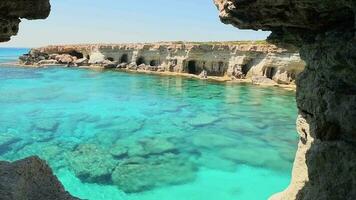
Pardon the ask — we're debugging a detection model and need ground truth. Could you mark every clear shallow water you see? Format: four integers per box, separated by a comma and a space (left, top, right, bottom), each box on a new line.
0, 48, 298, 200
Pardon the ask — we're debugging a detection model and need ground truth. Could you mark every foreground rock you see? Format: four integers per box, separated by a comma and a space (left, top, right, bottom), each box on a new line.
0, 156, 78, 200
19, 42, 305, 86
0, 0, 51, 42
215, 0, 356, 199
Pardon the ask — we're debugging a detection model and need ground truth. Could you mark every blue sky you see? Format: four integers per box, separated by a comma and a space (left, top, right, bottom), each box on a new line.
1, 0, 269, 47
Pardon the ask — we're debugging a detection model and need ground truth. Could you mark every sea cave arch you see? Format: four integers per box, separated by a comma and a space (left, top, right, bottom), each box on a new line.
187, 60, 197, 74
136, 56, 145, 65
149, 60, 158, 66
68, 50, 83, 59
120, 54, 128, 63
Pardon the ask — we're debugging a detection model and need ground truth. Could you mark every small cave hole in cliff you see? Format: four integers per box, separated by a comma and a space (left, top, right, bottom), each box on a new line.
107, 57, 114, 62
150, 60, 158, 66
241, 64, 251, 76
136, 57, 145, 65
68, 50, 84, 59
120, 54, 128, 63
187, 60, 197, 74
265, 67, 277, 79
86, 55, 90, 60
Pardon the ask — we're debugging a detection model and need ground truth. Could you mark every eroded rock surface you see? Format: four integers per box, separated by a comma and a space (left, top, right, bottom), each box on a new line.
0, 156, 78, 200
19, 42, 305, 86
0, 0, 50, 42
215, 0, 356, 199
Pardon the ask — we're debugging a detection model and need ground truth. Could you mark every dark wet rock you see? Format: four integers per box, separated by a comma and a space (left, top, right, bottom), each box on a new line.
0, 156, 78, 200
67, 143, 117, 183
111, 153, 197, 193
0, 0, 50, 42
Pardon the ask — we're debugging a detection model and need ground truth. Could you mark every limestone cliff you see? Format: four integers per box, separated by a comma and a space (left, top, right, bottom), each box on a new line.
215, 0, 356, 199
19, 42, 305, 85
0, 0, 50, 42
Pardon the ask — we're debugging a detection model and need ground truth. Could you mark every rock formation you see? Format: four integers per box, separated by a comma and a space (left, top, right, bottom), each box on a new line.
214, 0, 356, 199
0, 2, 78, 200
0, 0, 50, 42
19, 42, 305, 86
0, 156, 78, 200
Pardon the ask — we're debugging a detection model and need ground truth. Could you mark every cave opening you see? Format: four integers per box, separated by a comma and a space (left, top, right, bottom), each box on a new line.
241, 64, 251, 76
218, 61, 224, 72
136, 57, 145, 65
187, 60, 197, 74
68, 50, 83, 59
120, 54, 128, 63
265, 67, 277, 79
86, 55, 90, 60
106, 57, 114, 62
150, 60, 158, 66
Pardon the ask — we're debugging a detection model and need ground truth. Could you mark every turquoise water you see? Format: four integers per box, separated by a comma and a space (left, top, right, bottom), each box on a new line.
0, 48, 298, 200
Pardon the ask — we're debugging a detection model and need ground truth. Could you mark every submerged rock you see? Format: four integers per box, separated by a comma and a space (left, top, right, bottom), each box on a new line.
139, 137, 177, 155
33, 119, 59, 132
0, 132, 21, 154
0, 156, 78, 200
189, 113, 219, 127
111, 153, 197, 193
67, 143, 117, 183
192, 133, 237, 148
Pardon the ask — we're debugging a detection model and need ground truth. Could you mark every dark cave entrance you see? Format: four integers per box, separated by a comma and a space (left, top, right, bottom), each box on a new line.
265, 67, 277, 79
187, 60, 197, 74
106, 57, 114, 62
241, 64, 250, 76
136, 57, 145, 65
120, 54, 128, 63
150, 60, 158, 66
68, 50, 83, 59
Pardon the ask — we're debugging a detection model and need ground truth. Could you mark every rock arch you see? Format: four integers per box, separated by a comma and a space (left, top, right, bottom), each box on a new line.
150, 60, 158, 66
136, 56, 145, 65
187, 60, 197, 74
68, 50, 83, 59
120, 54, 128, 63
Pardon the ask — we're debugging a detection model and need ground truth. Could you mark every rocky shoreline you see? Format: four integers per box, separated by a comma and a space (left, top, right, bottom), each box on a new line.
18, 42, 304, 89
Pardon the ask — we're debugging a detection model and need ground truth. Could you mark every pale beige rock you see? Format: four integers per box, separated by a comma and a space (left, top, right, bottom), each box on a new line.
22, 42, 305, 86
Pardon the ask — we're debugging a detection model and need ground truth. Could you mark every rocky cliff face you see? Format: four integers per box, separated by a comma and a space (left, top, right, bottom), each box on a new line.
0, 0, 50, 42
19, 42, 304, 85
0, 156, 78, 200
215, 0, 356, 199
